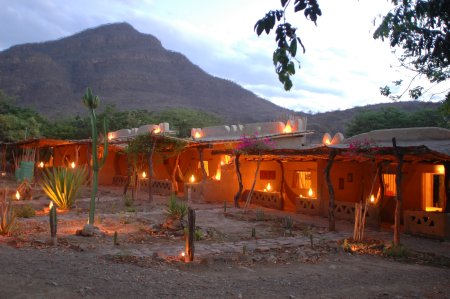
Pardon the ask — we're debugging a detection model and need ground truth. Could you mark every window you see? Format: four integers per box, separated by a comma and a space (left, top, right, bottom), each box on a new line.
383, 174, 396, 196
197, 161, 209, 176
423, 173, 444, 212
293, 171, 312, 189
260, 170, 276, 180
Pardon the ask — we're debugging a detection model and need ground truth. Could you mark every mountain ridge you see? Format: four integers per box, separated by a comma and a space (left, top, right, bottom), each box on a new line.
0, 22, 289, 122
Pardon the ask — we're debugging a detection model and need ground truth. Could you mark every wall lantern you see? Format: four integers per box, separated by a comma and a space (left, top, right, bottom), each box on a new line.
189, 175, 196, 183
264, 182, 272, 192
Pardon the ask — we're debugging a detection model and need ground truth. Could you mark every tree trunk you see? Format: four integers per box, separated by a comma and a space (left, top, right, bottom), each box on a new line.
325, 150, 337, 231
233, 153, 243, 208
392, 137, 404, 246
198, 149, 207, 200
277, 160, 285, 210
171, 153, 181, 194
444, 162, 450, 214
148, 138, 156, 202
244, 155, 262, 213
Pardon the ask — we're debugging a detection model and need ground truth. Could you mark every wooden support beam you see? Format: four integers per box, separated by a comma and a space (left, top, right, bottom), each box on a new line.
325, 149, 337, 231
392, 137, 404, 246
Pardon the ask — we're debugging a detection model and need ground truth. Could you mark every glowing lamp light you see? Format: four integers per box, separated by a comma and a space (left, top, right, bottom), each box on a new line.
425, 207, 443, 212
189, 175, 196, 183
70, 162, 76, 169
142, 171, 147, 179
49, 201, 53, 209
308, 188, 314, 198
15, 190, 20, 200
180, 251, 186, 257
264, 182, 272, 192
38, 161, 44, 168
370, 194, 375, 203
283, 121, 292, 133
436, 165, 445, 174
214, 166, 221, 181
108, 133, 113, 141
153, 127, 161, 134
194, 131, 202, 139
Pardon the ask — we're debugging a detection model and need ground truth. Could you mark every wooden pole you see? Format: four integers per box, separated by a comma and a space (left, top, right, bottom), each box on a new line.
277, 160, 285, 210
148, 136, 156, 202
325, 149, 337, 231
392, 138, 404, 246
198, 149, 207, 200
244, 155, 262, 213
185, 207, 196, 262
444, 162, 450, 214
171, 153, 181, 194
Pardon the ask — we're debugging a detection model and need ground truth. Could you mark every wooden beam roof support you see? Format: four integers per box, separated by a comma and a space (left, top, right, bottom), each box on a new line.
392, 137, 404, 246
233, 153, 243, 208
444, 162, 450, 214
325, 149, 337, 232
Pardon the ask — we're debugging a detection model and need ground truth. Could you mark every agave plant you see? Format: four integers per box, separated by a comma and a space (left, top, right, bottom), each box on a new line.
41, 167, 87, 210
0, 190, 16, 235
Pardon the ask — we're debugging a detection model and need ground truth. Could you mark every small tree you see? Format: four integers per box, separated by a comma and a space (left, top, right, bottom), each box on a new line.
234, 133, 274, 212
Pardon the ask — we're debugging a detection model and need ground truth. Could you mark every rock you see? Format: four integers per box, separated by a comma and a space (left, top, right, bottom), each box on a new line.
267, 255, 277, 263
76, 224, 101, 237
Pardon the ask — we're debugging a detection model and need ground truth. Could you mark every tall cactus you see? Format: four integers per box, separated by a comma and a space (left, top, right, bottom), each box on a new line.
83, 87, 108, 226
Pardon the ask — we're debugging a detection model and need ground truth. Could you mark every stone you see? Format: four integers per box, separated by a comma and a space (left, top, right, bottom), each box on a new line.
267, 255, 277, 263
76, 224, 101, 237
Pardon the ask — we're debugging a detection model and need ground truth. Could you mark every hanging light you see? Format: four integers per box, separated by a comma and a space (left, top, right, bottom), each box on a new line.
189, 175, 196, 183
370, 194, 375, 203
142, 171, 147, 179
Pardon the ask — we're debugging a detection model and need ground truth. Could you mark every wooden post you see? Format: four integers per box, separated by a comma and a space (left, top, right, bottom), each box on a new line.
171, 153, 181, 194
148, 135, 157, 202
233, 153, 243, 208
185, 207, 196, 262
49, 202, 57, 246
198, 149, 207, 200
392, 138, 404, 246
277, 160, 285, 210
325, 149, 337, 231
444, 162, 450, 214
244, 155, 262, 213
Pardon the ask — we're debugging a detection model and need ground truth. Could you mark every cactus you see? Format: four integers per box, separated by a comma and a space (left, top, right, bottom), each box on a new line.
83, 87, 108, 226
223, 201, 227, 214
49, 202, 57, 245
113, 231, 119, 245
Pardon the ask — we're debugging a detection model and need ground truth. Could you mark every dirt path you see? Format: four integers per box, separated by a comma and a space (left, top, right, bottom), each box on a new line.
0, 244, 449, 299
0, 185, 449, 298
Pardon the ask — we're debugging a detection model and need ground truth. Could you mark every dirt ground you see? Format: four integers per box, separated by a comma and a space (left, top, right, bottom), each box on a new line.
1, 182, 450, 299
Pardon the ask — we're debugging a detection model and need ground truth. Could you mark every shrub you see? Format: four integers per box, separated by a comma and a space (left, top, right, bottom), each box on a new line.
41, 167, 87, 209
0, 195, 16, 235
166, 194, 187, 220
123, 194, 133, 207
14, 204, 35, 218
383, 243, 409, 258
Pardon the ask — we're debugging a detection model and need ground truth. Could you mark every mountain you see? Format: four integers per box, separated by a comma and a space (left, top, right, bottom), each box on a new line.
0, 22, 289, 123
302, 101, 441, 142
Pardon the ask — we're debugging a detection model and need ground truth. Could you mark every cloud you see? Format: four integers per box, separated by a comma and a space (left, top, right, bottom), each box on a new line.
0, 0, 448, 114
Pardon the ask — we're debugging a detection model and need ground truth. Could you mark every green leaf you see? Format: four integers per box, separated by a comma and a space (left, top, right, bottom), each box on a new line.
289, 38, 298, 57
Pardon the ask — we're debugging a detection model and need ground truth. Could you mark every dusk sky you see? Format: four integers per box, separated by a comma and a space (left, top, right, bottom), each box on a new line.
1, 0, 448, 113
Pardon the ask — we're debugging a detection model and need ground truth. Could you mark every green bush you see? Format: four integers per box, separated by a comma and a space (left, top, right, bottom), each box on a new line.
14, 204, 35, 218
0, 197, 16, 235
41, 167, 87, 209
166, 194, 187, 220
383, 243, 409, 258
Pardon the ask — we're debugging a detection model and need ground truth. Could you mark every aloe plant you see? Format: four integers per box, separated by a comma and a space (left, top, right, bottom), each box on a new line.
41, 167, 87, 209
82, 87, 108, 225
